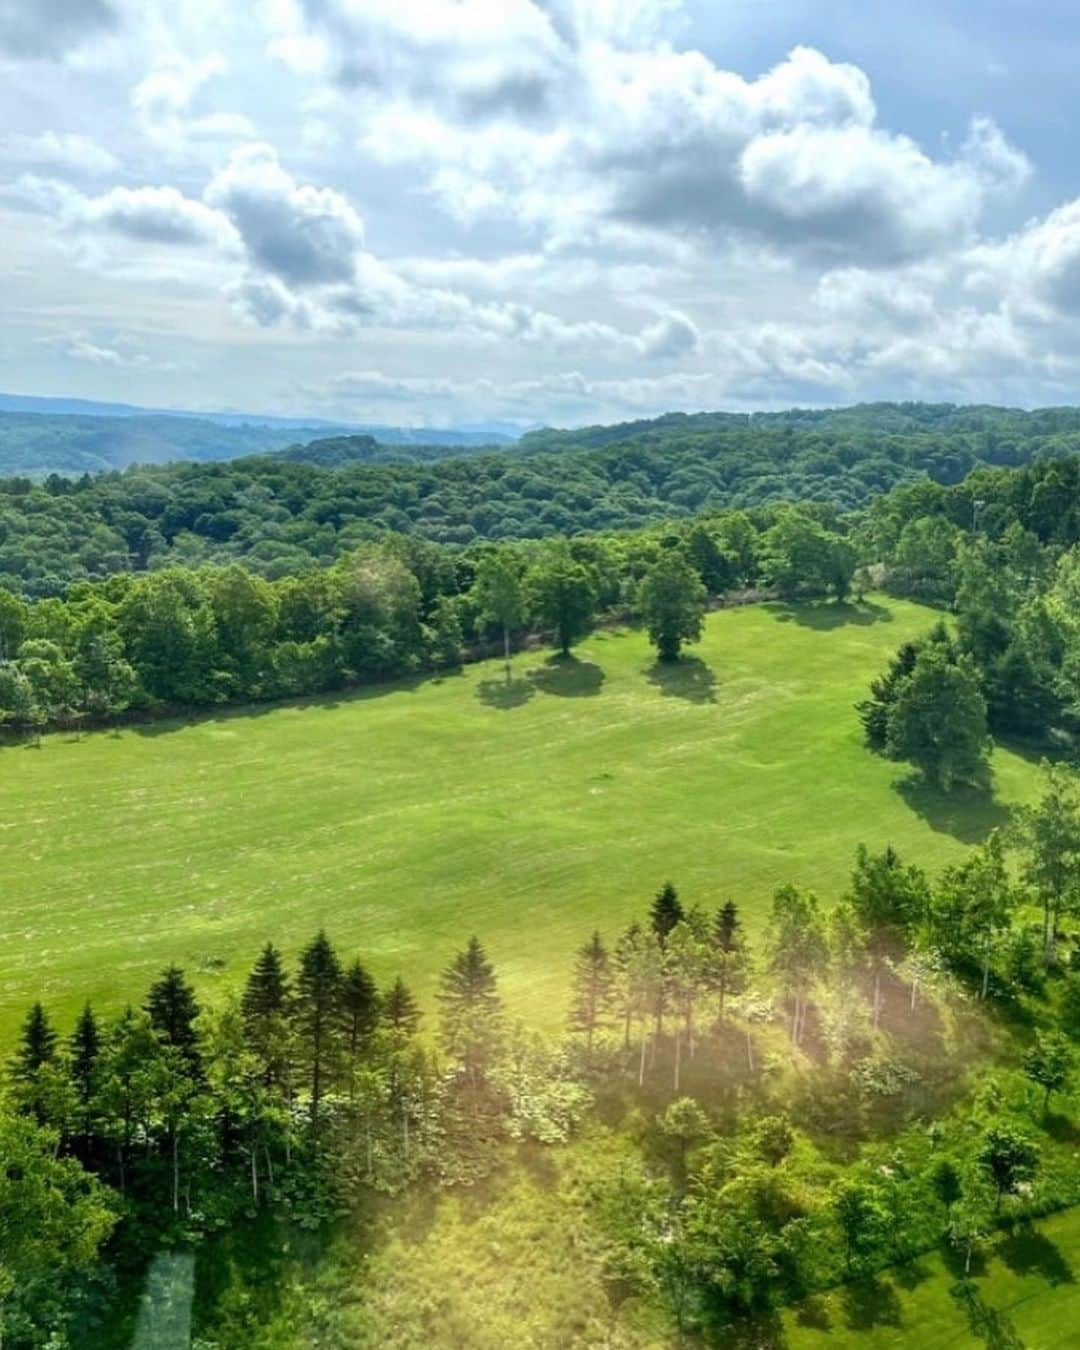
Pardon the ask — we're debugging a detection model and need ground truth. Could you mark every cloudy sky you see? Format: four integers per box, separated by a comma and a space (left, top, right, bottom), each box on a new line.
2, 0, 1080, 428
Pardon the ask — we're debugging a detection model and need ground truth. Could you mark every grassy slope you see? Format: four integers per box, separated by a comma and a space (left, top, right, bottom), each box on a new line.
0, 597, 1041, 1039
780, 1204, 1080, 1348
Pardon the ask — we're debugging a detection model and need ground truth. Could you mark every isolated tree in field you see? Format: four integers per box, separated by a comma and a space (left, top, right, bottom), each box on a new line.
473, 550, 524, 672
1022, 1031, 1073, 1115
145, 965, 202, 1076
1015, 761, 1080, 965
977, 1123, 1039, 1212
638, 550, 707, 662
12, 1002, 57, 1084
438, 937, 503, 1091
295, 930, 343, 1131
886, 647, 990, 790
766, 884, 828, 1046
526, 548, 597, 655
848, 844, 929, 1027
568, 932, 614, 1055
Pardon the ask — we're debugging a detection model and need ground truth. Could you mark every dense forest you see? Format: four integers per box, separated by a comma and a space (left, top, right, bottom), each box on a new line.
5, 442, 1080, 755
3, 402, 1080, 597
0, 406, 513, 479
6, 782, 1080, 1344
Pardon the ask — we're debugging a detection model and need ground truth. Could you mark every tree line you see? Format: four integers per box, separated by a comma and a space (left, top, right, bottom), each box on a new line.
2, 401, 1074, 598
0, 507, 858, 732
6, 768, 1080, 1341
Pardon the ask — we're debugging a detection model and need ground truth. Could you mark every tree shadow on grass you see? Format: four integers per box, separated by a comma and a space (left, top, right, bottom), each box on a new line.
948, 1279, 1026, 1350
770, 599, 894, 630
894, 773, 1013, 845
998, 1225, 1075, 1285
840, 1275, 902, 1332
475, 674, 536, 710
527, 653, 605, 698
646, 656, 717, 704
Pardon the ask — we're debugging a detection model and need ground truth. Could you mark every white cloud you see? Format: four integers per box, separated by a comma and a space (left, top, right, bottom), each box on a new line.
132, 54, 256, 151
0, 130, 119, 175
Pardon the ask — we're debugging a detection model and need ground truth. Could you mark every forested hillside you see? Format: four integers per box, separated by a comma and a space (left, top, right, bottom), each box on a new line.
2, 402, 1078, 596
0, 408, 513, 478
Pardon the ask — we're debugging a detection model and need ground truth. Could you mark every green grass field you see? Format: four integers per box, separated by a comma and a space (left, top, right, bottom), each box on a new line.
779, 1204, 1080, 1348
0, 596, 1044, 1039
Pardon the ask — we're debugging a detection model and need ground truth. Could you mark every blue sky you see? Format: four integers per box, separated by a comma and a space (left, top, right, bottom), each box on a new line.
2, 0, 1079, 426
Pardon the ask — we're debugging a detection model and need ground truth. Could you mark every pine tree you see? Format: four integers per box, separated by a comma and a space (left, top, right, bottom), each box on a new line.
651, 882, 684, 948
12, 1002, 57, 1083
341, 959, 379, 1064
242, 942, 291, 1028
69, 1002, 101, 1152
145, 965, 202, 1074
437, 936, 503, 1090
295, 930, 343, 1131
710, 901, 749, 1015
241, 941, 293, 1089
381, 976, 421, 1038
568, 932, 614, 1054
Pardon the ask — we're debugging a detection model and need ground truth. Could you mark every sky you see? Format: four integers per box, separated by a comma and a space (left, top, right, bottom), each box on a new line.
2, 0, 1080, 428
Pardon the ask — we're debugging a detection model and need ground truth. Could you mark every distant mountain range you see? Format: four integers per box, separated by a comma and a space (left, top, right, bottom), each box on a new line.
0, 392, 518, 477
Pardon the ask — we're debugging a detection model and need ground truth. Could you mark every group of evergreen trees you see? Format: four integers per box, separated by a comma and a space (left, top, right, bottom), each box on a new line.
7, 782, 1080, 1342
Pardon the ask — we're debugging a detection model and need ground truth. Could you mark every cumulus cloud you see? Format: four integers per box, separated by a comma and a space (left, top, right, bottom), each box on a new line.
0, 130, 119, 175
31, 179, 241, 249
334, 22, 1026, 266
132, 54, 255, 151
206, 143, 366, 285
0, 0, 117, 59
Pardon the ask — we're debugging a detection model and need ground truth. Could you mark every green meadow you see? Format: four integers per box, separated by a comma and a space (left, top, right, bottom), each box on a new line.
780, 1203, 1080, 1348
0, 596, 1043, 1039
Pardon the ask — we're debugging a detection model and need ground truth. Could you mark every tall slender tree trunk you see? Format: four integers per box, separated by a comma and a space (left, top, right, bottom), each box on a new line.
745, 1026, 754, 1072
638, 1027, 648, 1087
873, 967, 882, 1029
172, 1128, 180, 1213
673, 1029, 682, 1094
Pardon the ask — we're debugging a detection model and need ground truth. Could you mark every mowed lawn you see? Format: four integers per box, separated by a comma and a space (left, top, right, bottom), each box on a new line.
0, 596, 1044, 1038
779, 1204, 1080, 1348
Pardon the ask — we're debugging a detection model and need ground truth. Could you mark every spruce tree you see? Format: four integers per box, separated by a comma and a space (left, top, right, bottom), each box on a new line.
437, 936, 503, 1089
241, 942, 293, 1086
12, 1002, 57, 1083
710, 901, 749, 1015
145, 965, 202, 1075
69, 1003, 101, 1151
651, 882, 684, 948
568, 932, 614, 1054
295, 930, 343, 1130
242, 942, 291, 1028
381, 976, 421, 1038
341, 959, 379, 1063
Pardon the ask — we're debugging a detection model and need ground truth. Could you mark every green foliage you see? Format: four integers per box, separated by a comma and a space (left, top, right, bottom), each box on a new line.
638, 550, 707, 661
885, 646, 991, 790
525, 547, 597, 654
